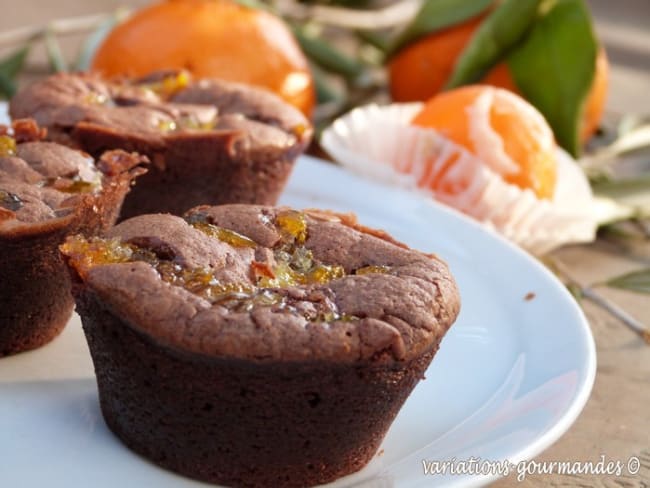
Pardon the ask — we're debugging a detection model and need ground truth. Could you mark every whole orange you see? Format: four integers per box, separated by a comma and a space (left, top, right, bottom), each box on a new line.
91, 0, 315, 117
388, 17, 608, 142
388, 16, 484, 104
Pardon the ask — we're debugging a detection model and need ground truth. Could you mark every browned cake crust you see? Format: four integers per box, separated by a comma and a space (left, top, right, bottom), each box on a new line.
0, 119, 146, 356
62, 204, 460, 487
9, 71, 313, 218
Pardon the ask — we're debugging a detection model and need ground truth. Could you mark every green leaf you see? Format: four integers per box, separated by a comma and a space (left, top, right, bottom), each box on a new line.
387, 0, 493, 57
507, 0, 597, 157
606, 268, 650, 294
75, 10, 128, 71
566, 283, 583, 301
608, 124, 650, 157
618, 114, 650, 137
301, 0, 372, 5
592, 174, 650, 220
0, 45, 30, 98
293, 27, 365, 80
445, 0, 540, 88
311, 64, 344, 104
0, 45, 30, 80
355, 29, 390, 54
592, 196, 636, 226
598, 221, 644, 240
593, 173, 650, 198
44, 28, 68, 73
232, 0, 272, 11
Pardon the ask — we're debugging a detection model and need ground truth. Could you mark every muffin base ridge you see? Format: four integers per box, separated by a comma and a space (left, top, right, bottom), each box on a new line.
0, 121, 147, 357
77, 289, 440, 488
0, 234, 73, 356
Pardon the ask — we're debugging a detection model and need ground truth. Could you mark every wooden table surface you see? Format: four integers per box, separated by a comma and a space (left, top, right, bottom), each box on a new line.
495, 1, 650, 485
2, 1, 649, 486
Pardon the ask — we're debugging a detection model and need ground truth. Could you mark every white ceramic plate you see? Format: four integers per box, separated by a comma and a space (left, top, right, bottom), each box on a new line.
0, 107, 595, 487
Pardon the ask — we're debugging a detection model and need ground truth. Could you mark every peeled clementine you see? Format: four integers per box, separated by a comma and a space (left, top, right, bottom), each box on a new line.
91, 0, 315, 117
389, 17, 608, 142
412, 85, 557, 200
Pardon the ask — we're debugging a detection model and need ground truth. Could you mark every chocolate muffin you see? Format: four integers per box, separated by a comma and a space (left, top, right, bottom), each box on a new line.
61, 204, 460, 487
0, 119, 146, 357
10, 71, 312, 218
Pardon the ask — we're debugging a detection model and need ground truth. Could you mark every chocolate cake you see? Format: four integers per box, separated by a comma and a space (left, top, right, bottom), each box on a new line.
10, 71, 312, 218
0, 119, 146, 357
61, 204, 460, 487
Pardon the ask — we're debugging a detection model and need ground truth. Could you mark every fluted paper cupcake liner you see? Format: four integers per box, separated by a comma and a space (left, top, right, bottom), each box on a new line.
321, 103, 597, 255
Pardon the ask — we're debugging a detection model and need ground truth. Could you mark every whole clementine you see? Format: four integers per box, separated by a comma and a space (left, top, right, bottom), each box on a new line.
91, 0, 315, 117
389, 17, 608, 142
388, 16, 484, 104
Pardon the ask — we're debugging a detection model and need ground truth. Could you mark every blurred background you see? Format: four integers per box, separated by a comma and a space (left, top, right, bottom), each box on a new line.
2, 0, 649, 114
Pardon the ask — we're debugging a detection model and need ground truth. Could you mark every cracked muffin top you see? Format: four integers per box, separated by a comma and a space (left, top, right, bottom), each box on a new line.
0, 119, 146, 232
9, 70, 312, 159
61, 204, 460, 363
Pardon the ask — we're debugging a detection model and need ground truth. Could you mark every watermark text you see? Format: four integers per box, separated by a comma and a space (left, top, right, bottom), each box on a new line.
421, 455, 641, 481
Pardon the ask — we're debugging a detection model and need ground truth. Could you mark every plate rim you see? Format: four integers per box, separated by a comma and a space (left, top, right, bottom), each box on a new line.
0, 98, 597, 486
292, 156, 597, 487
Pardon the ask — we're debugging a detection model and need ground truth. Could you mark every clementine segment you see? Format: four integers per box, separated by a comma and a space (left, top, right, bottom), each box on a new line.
91, 0, 315, 116
389, 17, 608, 142
412, 85, 557, 200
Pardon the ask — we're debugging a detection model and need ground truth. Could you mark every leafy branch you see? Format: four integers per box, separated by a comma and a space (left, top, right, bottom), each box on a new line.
0, 9, 130, 97
0, 46, 29, 97
605, 268, 650, 295
548, 257, 650, 344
